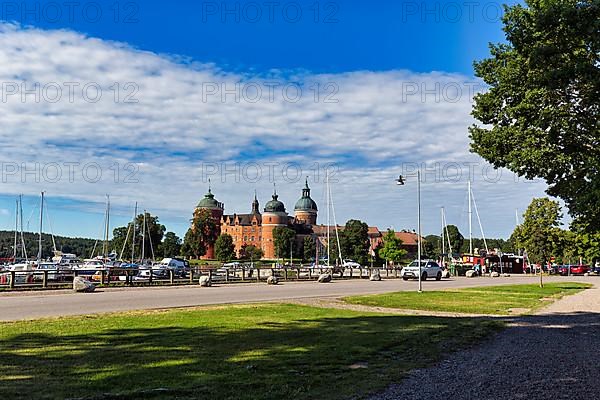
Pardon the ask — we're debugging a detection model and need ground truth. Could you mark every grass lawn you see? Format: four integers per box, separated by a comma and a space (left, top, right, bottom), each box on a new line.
344, 282, 592, 315
0, 304, 503, 400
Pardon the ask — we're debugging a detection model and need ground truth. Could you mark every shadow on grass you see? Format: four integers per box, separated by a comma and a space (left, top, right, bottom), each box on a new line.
0, 305, 503, 400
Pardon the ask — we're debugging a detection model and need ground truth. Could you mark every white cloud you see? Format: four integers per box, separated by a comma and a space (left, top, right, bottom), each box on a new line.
0, 23, 549, 238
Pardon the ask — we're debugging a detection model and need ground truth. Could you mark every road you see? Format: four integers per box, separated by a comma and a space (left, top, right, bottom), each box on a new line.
0, 275, 595, 321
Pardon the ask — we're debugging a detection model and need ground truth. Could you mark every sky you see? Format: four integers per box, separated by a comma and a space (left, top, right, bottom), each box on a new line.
0, 0, 551, 246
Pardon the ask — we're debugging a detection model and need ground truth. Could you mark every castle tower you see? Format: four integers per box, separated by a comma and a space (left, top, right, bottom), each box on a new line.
261, 187, 288, 259
294, 178, 318, 225
194, 184, 224, 259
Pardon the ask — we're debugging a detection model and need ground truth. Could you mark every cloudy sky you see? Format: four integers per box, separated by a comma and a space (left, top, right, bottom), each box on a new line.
0, 0, 550, 243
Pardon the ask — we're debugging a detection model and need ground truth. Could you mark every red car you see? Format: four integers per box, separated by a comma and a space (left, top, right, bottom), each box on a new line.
558, 264, 589, 276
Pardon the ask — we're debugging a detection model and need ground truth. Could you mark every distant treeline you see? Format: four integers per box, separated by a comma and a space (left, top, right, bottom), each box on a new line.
0, 230, 98, 259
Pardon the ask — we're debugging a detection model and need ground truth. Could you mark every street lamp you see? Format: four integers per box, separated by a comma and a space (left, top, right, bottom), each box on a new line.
396, 171, 423, 292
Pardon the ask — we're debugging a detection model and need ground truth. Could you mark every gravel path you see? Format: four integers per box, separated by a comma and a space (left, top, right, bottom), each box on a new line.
367, 285, 600, 400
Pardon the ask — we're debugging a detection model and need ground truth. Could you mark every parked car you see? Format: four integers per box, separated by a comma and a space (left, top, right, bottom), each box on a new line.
401, 260, 443, 281
157, 258, 190, 278
342, 259, 361, 268
558, 264, 590, 276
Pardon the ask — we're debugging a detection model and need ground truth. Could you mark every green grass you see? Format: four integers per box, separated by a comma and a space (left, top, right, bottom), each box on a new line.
344, 282, 592, 315
0, 304, 503, 400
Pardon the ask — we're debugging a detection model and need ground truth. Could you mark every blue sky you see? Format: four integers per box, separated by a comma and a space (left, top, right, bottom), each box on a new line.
0, 0, 551, 245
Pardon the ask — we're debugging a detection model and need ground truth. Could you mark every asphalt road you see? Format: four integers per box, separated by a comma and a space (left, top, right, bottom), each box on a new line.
0, 275, 595, 321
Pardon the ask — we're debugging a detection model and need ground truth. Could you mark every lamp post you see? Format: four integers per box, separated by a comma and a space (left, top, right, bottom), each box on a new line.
396, 171, 423, 292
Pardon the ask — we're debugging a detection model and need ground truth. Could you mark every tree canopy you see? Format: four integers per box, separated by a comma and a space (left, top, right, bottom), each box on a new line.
377, 229, 407, 265
341, 219, 371, 265
272, 226, 296, 259
182, 209, 219, 259
469, 0, 600, 231
215, 234, 236, 262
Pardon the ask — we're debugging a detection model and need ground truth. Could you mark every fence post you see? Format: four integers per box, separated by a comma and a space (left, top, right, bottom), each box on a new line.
208, 269, 213, 282
225, 268, 229, 283
101, 270, 106, 285
242, 267, 246, 281
169, 269, 174, 285
284, 268, 288, 281
308, 268, 312, 279
189, 268, 194, 284
149, 269, 153, 285
10, 271, 15, 289
43, 271, 48, 288
256, 268, 260, 282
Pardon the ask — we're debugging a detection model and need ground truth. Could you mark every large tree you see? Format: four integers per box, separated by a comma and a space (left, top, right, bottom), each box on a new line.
272, 226, 296, 260
239, 244, 264, 261
215, 234, 236, 262
341, 219, 370, 265
112, 212, 165, 261
159, 232, 182, 258
444, 225, 464, 255
377, 230, 407, 266
303, 235, 316, 262
511, 198, 563, 264
469, 0, 600, 231
181, 209, 219, 259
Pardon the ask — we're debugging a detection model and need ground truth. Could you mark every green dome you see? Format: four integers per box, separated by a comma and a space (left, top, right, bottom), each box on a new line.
197, 189, 221, 209
264, 194, 286, 213
294, 180, 318, 211
294, 197, 318, 211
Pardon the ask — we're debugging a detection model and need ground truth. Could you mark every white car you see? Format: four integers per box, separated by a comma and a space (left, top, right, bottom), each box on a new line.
342, 259, 361, 268
401, 260, 443, 281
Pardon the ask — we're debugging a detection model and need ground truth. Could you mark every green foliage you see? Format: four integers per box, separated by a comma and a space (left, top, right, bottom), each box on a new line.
424, 235, 441, 258
303, 235, 316, 262
272, 226, 296, 259
239, 244, 263, 261
341, 219, 370, 265
0, 231, 97, 259
182, 228, 205, 259
511, 198, 563, 263
159, 232, 182, 257
377, 230, 407, 265
182, 209, 219, 259
469, 0, 600, 231
112, 212, 166, 261
215, 234, 236, 262
445, 225, 464, 254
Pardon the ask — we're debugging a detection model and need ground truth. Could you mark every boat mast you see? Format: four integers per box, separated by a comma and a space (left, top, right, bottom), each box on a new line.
13, 199, 18, 260
468, 180, 473, 255
326, 171, 330, 266
141, 209, 146, 263
441, 207, 446, 266
103, 195, 110, 259
19, 195, 27, 260
131, 202, 137, 263
329, 179, 343, 264
38, 192, 44, 261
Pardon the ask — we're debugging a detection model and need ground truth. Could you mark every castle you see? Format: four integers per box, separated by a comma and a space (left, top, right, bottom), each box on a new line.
194, 180, 318, 259
194, 181, 420, 260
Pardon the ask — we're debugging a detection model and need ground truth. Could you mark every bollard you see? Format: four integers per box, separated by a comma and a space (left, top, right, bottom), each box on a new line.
149, 269, 153, 285
284, 268, 288, 281
43, 270, 48, 288
10, 271, 15, 289
225, 268, 229, 283
101, 270, 106, 286
169, 269, 174, 285
256, 268, 261, 282
242, 267, 246, 281
308, 268, 312, 279
208, 269, 213, 282
189, 268, 194, 284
